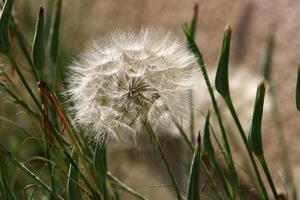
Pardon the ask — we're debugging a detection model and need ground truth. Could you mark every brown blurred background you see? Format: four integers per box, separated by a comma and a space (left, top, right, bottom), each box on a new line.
13, 0, 300, 199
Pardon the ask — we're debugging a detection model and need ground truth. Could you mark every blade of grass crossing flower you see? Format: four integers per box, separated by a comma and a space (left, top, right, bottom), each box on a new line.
248, 80, 279, 199
93, 141, 109, 200
183, 24, 243, 199
188, 3, 198, 143
32, 6, 46, 80
187, 134, 201, 200
296, 65, 300, 111
67, 149, 82, 200
0, 0, 13, 54
215, 26, 268, 199
203, 112, 234, 199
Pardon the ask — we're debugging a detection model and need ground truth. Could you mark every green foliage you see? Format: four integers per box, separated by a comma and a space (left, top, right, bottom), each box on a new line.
296, 65, 300, 111
0, 0, 13, 54
215, 26, 231, 98
248, 80, 266, 157
186, 135, 201, 200
32, 6, 46, 74
0, 2, 296, 200
49, 0, 62, 63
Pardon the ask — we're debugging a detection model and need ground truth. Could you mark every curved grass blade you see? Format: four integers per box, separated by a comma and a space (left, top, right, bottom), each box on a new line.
215, 26, 268, 199
215, 26, 231, 98
248, 80, 266, 157
32, 6, 45, 78
183, 24, 243, 199
0, 0, 13, 54
248, 80, 279, 199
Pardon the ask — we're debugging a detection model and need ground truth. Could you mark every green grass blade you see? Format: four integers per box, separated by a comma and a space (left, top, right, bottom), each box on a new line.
215, 26, 231, 98
248, 80, 266, 157
49, 0, 61, 63
0, 0, 13, 54
187, 135, 201, 200
296, 65, 300, 111
183, 24, 244, 199
188, 3, 198, 143
107, 172, 148, 200
67, 150, 82, 200
203, 112, 234, 199
260, 36, 274, 81
144, 121, 183, 200
32, 6, 46, 78
0, 158, 16, 200
189, 3, 198, 40
0, 143, 63, 200
93, 142, 108, 200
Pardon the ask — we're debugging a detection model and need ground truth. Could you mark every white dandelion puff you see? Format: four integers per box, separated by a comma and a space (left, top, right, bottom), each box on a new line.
65, 28, 201, 147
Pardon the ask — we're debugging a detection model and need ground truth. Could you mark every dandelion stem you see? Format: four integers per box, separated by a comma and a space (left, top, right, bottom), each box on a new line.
107, 172, 148, 200
144, 121, 183, 200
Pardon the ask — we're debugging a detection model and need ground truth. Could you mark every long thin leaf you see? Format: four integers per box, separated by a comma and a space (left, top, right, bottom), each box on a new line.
0, 0, 13, 54
187, 134, 201, 200
32, 6, 45, 79
0, 143, 63, 200
49, 0, 61, 63
248, 80, 266, 157
215, 26, 231, 98
203, 112, 234, 199
67, 150, 82, 200
296, 65, 300, 111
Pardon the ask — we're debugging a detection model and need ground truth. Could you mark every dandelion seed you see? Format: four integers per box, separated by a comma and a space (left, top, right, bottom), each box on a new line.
65, 28, 201, 147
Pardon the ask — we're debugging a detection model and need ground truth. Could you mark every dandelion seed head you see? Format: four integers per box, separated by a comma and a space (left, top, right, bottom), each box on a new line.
66, 28, 200, 147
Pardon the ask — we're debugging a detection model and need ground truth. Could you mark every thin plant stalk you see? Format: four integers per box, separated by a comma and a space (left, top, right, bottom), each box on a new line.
144, 121, 183, 200
224, 97, 268, 199
184, 26, 244, 199
6, 53, 42, 111
107, 172, 148, 200
258, 155, 279, 200
0, 144, 64, 200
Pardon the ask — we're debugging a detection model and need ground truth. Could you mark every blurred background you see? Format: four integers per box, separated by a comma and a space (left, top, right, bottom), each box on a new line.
1, 0, 300, 199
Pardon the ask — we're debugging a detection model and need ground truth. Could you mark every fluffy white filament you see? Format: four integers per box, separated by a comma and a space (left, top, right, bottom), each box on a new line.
65, 28, 201, 147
